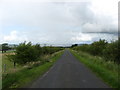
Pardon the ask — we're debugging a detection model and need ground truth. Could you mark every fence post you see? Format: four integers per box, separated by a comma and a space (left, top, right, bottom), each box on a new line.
3, 64, 6, 73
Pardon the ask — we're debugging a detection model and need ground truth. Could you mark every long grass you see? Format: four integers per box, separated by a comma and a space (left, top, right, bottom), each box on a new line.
70, 49, 119, 88
2, 50, 64, 89
2, 54, 22, 74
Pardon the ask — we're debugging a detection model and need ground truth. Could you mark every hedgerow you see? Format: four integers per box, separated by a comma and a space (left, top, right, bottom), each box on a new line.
72, 39, 119, 63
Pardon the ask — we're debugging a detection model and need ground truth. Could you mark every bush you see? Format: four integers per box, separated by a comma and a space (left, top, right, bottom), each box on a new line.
90, 39, 108, 56
15, 42, 40, 65
2, 43, 11, 53
72, 39, 119, 63
7, 42, 64, 65
103, 40, 119, 63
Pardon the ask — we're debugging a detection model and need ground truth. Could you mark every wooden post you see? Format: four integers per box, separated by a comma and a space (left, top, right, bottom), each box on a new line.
4, 64, 6, 73
14, 62, 16, 69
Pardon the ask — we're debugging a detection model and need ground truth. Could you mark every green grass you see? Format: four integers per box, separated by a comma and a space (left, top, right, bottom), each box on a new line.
70, 49, 119, 88
2, 50, 20, 74
4, 50, 14, 53
2, 50, 64, 89
2, 54, 22, 74
1, 50, 15, 54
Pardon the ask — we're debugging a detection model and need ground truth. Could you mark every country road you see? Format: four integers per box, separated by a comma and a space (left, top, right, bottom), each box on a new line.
28, 49, 109, 88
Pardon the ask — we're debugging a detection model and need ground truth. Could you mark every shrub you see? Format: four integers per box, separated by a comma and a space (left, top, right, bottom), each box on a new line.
72, 39, 119, 63
103, 40, 119, 63
7, 42, 64, 65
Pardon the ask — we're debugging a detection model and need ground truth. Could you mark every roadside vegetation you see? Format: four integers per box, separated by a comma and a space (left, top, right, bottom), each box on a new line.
70, 38, 119, 88
71, 39, 119, 63
2, 42, 64, 89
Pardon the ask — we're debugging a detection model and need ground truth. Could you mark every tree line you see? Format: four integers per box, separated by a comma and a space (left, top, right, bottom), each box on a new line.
71, 38, 119, 63
7, 42, 63, 67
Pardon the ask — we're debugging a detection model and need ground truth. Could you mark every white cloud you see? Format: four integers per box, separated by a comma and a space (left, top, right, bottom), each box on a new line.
71, 32, 92, 42
0, 0, 118, 45
3, 30, 28, 43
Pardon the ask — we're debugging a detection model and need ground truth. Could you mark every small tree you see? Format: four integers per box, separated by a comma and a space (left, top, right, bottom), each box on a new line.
2, 43, 11, 53
15, 42, 36, 65
71, 44, 78, 48
33, 44, 42, 60
7, 42, 64, 65
90, 39, 108, 56
7, 42, 41, 65
103, 39, 119, 63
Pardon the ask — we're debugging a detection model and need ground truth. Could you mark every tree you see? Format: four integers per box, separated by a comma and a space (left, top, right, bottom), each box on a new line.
71, 44, 78, 48
90, 39, 108, 56
15, 42, 37, 64
33, 44, 42, 60
71, 38, 119, 63
2, 43, 11, 53
7, 42, 40, 65
7, 41, 64, 65
103, 39, 119, 63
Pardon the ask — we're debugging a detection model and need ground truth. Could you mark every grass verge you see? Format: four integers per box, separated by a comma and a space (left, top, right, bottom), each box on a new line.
70, 49, 119, 88
2, 50, 64, 89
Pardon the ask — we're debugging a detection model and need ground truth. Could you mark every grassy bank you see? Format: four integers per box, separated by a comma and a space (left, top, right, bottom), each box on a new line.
2, 50, 64, 89
70, 49, 119, 88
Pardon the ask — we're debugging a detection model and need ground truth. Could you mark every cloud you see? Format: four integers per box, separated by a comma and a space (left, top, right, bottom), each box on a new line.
68, 1, 118, 33
3, 30, 28, 43
0, 0, 118, 45
71, 32, 92, 42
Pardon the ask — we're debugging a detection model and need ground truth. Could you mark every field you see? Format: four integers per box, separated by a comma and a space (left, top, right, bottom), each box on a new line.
2, 51, 22, 74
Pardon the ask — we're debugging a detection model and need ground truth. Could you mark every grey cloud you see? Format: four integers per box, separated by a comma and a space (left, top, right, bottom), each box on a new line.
71, 2, 95, 25
0, 1, 118, 45
66, 2, 117, 34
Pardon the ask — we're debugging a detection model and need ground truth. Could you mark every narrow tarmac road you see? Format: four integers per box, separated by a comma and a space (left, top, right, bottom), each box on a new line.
29, 49, 109, 88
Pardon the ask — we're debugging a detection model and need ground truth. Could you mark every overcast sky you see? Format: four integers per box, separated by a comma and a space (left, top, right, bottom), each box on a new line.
0, 0, 118, 46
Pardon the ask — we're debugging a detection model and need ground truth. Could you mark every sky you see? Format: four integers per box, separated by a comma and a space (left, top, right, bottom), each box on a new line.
0, 0, 119, 46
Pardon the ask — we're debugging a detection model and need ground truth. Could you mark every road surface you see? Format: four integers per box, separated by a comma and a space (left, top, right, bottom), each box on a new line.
29, 50, 109, 88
